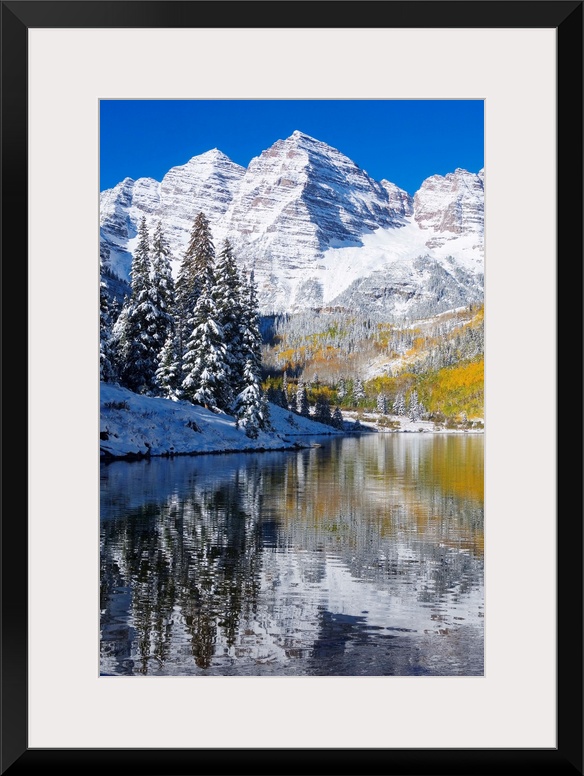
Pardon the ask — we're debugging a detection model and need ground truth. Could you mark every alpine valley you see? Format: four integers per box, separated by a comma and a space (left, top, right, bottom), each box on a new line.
100, 130, 485, 438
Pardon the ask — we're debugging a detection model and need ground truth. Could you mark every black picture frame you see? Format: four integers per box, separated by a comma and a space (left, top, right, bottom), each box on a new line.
2, 2, 582, 774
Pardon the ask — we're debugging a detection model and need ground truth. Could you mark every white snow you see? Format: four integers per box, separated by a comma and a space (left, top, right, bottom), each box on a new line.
100, 382, 342, 459
100, 382, 482, 460
314, 219, 483, 306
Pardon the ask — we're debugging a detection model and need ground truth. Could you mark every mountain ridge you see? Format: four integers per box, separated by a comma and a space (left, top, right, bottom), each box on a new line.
100, 130, 484, 318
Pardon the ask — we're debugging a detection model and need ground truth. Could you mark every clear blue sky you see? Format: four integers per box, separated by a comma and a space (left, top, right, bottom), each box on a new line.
100, 100, 484, 195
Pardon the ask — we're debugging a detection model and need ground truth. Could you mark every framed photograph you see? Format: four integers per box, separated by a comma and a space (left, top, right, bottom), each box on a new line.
4, 1, 582, 773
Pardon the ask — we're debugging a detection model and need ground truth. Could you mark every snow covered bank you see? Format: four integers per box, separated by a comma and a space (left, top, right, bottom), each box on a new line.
100, 383, 342, 460
341, 410, 484, 434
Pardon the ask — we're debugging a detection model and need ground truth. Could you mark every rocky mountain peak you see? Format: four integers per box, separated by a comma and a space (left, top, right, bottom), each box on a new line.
413, 168, 484, 238
184, 147, 240, 167
380, 180, 414, 220
100, 131, 484, 317
217, 129, 403, 311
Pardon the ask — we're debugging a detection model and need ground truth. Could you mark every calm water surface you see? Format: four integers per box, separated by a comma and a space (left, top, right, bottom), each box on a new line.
100, 434, 484, 676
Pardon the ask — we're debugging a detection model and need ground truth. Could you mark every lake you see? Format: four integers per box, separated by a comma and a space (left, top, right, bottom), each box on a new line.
100, 433, 484, 676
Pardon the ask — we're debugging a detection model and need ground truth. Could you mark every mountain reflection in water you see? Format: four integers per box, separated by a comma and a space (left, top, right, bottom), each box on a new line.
100, 434, 484, 676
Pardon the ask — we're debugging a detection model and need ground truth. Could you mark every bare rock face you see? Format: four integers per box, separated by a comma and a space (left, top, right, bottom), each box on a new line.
100, 178, 141, 243
380, 180, 414, 220
221, 131, 402, 273
158, 149, 245, 250
330, 256, 484, 320
413, 168, 484, 241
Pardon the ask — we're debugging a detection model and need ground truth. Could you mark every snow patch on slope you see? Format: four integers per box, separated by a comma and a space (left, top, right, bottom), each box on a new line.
265, 218, 484, 310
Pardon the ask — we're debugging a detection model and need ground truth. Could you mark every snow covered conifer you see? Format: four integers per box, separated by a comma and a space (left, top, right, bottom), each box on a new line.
155, 332, 181, 400
408, 390, 420, 421
296, 381, 310, 416
213, 238, 244, 405
148, 221, 175, 366
233, 358, 263, 438
99, 259, 116, 383
181, 281, 229, 411
240, 268, 263, 376
281, 370, 290, 408
233, 267, 269, 431
131, 216, 151, 297
376, 393, 388, 415
175, 211, 215, 358
393, 393, 406, 416
336, 378, 346, 402
115, 217, 160, 393
110, 295, 130, 368
352, 377, 365, 406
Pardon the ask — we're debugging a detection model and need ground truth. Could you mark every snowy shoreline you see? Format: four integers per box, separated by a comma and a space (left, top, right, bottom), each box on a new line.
100, 383, 483, 462
100, 382, 343, 461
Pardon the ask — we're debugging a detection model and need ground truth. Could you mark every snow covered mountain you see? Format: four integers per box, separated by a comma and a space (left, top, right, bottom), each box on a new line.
100, 131, 484, 318
414, 167, 484, 247
100, 149, 245, 282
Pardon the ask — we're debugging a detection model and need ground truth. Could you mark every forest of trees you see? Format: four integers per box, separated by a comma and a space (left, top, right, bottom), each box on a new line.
261, 303, 484, 422
100, 212, 270, 438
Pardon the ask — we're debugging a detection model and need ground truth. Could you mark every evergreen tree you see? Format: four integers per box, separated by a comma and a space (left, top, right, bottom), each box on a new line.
296, 381, 310, 416
336, 378, 347, 402
352, 377, 365, 406
155, 333, 181, 400
148, 221, 175, 368
175, 211, 215, 358
233, 358, 263, 438
110, 295, 130, 374
314, 395, 332, 425
115, 217, 160, 393
282, 370, 290, 409
181, 282, 229, 411
408, 390, 420, 421
240, 269, 263, 376
332, 406, 344, 430
393, 393, 406, 416
376, 393, 388, 415
109, 296, 121, 329
266, 385, 279, 404
259, 391, 273, 431
99, 266, 116, 383
213, 238, 244, 406
234, 268, 267, 430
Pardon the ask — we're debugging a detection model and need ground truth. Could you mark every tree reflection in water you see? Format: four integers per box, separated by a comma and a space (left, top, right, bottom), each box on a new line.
100, 436, 484, 676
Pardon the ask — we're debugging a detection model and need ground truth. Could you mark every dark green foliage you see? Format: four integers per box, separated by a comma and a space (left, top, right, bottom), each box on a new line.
314, 395, 332, 425
332, 407, 344, 429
